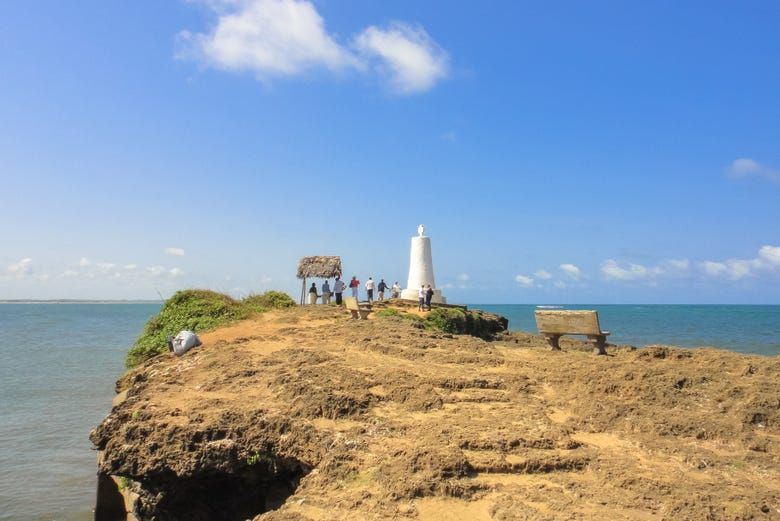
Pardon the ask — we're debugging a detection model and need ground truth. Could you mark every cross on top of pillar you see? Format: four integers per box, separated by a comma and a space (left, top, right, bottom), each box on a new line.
417, 224, 425, 237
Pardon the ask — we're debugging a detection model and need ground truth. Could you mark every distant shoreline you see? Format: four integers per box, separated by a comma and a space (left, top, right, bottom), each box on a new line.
0, 300, 160, 304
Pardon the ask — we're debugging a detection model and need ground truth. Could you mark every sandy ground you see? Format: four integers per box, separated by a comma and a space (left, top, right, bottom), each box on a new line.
94, 305, 780, 521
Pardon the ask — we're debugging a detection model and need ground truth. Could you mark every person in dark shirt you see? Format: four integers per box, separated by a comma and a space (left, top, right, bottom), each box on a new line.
425, 284, 434, 311
377, 279, 389, 301
308, 282, 318, 305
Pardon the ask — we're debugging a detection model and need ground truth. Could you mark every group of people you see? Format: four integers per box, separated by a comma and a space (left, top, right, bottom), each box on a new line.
308, 276, 402, 305
417, 284, 436, 311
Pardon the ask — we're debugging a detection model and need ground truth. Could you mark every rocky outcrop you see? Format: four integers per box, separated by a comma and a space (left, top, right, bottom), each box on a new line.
92, 305, 780, 520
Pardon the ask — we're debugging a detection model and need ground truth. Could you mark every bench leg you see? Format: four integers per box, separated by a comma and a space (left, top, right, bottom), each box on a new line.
592, 335, 607, 355
350, 310, 359, 319
545, 334, 561, 351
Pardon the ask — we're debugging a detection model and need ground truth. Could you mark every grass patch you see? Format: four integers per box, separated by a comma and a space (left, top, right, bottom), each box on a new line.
375, 308, 423, 322
125, 289, 295, 368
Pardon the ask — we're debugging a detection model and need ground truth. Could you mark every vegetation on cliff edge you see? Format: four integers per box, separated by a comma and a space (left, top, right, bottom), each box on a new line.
424, 308, 508, 339
125, 289, 295, 367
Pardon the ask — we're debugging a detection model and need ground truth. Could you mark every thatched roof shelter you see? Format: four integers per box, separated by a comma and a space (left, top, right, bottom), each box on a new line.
297, 256, 342, 279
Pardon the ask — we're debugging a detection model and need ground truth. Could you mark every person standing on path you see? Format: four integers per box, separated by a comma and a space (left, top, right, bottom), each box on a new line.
391, 281, 401, 299
308, 282, 319, 305
333, 277, 346, 305
321, 280, 331, 305
425, 284, 434, 311
377, 279, 388, 301
417, 285, 426, 311
349, 276, 360, 300
365, 277, 375, 303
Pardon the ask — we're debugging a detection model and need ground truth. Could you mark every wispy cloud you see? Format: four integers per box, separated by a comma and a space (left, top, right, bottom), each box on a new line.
726, 158, 780, 184
164, 247, 186, 257
178, 0, 448, 95
354, 22, 449, 94
534, 269, 552, 280
456, 273, 470, 282
701, 244, 780, 280
601, 260, 663, 281
559, 263, 581, 280
7, 258, 33, 277
514, 274, 534, 287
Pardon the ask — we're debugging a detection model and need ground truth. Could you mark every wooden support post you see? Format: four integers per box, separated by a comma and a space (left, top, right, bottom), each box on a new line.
592, 335, 607, 355
544, 334, 561, 351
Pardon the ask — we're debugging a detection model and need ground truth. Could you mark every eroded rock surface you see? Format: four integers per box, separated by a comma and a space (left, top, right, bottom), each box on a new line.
92, 306, 780, 520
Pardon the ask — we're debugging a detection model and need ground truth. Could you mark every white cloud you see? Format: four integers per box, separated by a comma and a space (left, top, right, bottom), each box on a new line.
456, 273, 470, 282
700, 245, 780, 280
759, 245, 780, 266
514, 274, 534, 287
79, 257, 91, 267
179, 0, 447, 94
164, 247, 185, 257
534, 269, 553, 280
667, 259, 690, 271
146, 266, 167, 277
7, 258, 33, 277
726, 158, 780, 183
600, 260, 665, 281
355, 22, 449, 94
124, 264, 138, 270
180, 0, 358, 78
702, 261, 728, 277
95, 262, 116, 271
61, 270, 79, 278
169, 267, 185, 277
559, 263, 581, 280
553, 280, 566, 289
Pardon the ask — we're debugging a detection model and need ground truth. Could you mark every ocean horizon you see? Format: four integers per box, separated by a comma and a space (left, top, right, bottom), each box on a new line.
0, 302, 778, 520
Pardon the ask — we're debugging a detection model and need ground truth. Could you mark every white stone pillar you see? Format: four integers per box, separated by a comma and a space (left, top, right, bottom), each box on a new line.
400, 225, 446, 303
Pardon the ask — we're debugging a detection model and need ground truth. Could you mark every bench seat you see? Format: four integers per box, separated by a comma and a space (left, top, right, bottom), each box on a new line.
534, 310, 610, 355
344, 297, 371, 320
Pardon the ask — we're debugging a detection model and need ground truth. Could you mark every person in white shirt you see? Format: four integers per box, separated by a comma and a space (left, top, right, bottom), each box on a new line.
417, 285, 425, 311
391, 282, 401, 299
333, 277, 346, 305
365, 277, 375, 303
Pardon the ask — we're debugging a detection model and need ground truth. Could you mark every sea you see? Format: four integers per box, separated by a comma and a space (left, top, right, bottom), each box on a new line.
0, 302, 778, 520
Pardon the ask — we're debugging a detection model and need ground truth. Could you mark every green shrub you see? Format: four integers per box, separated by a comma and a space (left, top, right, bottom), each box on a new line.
425, 308, 468, 334
244, 290, 296, 310
125, 289, 295, 368
424, 307, 508, 339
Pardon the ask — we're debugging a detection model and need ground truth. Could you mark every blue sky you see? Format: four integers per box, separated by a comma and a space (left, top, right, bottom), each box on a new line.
1, 0, 779, 303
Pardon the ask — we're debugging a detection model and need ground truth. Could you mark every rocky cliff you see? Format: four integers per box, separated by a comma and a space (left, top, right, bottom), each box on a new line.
91, 305, 780, 520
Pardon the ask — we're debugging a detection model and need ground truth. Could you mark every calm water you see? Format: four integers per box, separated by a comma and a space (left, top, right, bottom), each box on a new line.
479, 304, 780, 355
0, 303, 778, 520
0, 304, 159, 521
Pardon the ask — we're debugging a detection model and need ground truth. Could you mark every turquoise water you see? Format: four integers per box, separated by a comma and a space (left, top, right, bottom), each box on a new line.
0, 304, 160, 521
479, 304, 780, 355
0, 303, 778, 519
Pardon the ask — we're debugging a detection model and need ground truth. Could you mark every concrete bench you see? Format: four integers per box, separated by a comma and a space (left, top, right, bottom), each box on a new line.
534, 310, 610, 355
344, 297, 371, 320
